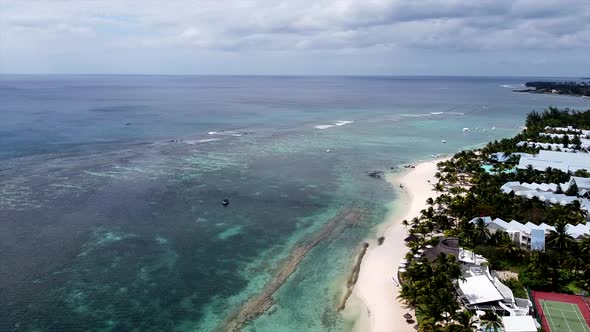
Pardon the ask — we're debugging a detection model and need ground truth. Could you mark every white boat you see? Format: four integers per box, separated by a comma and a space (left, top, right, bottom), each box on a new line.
462, 127, 470, 132
441, 139, 447, 143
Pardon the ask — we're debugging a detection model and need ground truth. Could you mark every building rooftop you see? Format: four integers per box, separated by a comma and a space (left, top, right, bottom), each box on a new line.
517, 150, 590, 173
489, 152, 512, 163
469, 216, 590, 239
458, 275, 504, 305
501, 316, 538, 332
500, 180, 590, 210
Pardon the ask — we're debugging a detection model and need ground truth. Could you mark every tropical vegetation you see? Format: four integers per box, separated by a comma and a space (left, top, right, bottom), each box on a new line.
397, 107, 590, 330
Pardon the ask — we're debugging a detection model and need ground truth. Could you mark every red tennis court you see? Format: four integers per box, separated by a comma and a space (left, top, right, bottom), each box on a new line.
530, 291, 590, 332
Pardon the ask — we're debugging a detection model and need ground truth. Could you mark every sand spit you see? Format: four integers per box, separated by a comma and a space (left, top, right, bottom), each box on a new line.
338, 242, 369, 311
216, 207, 369, 332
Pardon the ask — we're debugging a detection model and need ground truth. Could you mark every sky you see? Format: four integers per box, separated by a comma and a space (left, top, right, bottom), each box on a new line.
1, 0, 589, 76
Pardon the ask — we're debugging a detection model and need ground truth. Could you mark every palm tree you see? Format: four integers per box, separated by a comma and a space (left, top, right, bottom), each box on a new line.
480, 311, 503, 332
579, 235, 590, 256
401, 219, 410, 229
418, 318, 445, 332
432, 287, 459, 323
500, 240, 523, 259
434, 182, 444, 192
525, 164, 535, 179
490, 229, 510, 246
565, 179, 579, 196
416, 301, 444, 326
397, 282, 420, 307
473, 218, 491, 245
447, 311, 478, 332
564, 244, 586, 273
457, 220, 476, 247
546, 220, 574, 250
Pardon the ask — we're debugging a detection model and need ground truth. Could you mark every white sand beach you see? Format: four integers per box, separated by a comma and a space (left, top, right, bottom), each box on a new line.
353, 158, 444, 332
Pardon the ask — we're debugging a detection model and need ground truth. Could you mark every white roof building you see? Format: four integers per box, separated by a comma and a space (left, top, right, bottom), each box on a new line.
458, 248, 487, 265
538, 133, 590, 149
459, 274, 504, 304
545, 126, 590, 137
517, 150, 590, 173
457, 265, 531, 315
489, 152, 512, 163
517, 141, 576, 152
470, 216, 590, 243
502, 316, 538, 332
500, 179, 590, 211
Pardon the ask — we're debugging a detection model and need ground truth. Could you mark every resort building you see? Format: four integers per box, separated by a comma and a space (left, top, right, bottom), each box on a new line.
545, 126, 590, 137
489, 152, 512, 163
501, 177, 590, 195
516, 141, 576, 152
469, 216, 590, 248
415, 239, 538, 326
457, 265, 533, 316
422, 237, 487, 266
500, 178, 590, 214
517, 150, 590, 173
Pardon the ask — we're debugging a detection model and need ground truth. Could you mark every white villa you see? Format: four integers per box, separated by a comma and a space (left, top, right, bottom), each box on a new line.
516, 141, 576, 152
500, 178, 590, 214
470, 216, 590, 247
517, 150, 590, 173
545, 126, 590, 137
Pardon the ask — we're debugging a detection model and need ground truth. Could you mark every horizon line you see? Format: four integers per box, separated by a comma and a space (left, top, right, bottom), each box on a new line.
0, 73, 588, 79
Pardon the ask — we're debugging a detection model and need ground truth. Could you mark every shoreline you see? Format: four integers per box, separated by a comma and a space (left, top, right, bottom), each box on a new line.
514, 89, 589, 98
351, 158, 446, 332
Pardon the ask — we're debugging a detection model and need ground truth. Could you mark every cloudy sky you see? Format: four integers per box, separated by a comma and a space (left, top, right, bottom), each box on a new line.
1, 0, 589, 76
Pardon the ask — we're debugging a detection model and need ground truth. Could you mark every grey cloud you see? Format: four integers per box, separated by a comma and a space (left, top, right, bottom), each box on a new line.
1, 0, 588, 75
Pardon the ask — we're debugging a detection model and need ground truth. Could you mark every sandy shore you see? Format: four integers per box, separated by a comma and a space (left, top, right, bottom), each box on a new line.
352, 158, 444, 332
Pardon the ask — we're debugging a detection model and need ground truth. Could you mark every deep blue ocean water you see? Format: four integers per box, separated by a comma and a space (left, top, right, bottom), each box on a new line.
1, 75, 589, 331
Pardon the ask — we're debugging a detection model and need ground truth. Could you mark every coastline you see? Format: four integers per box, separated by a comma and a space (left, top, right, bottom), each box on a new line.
352, 158, 446, 332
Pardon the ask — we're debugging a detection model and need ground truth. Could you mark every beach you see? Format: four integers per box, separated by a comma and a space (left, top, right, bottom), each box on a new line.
353, 158, 445, 332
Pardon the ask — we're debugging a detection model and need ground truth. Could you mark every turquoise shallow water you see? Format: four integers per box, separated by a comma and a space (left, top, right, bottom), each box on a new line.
0, 76, 589, 331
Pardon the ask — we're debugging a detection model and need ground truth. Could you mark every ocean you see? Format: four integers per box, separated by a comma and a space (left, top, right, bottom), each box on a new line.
1, 75, 588, 331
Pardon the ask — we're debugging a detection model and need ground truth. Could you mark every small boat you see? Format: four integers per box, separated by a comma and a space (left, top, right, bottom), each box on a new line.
441, 139, 447, 143
222, 199, 229, 206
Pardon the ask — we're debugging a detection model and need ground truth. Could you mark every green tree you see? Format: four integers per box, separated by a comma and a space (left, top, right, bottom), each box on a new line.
565, 179, 579, 196
447, 311, 478, 332
572, 135, 582, 150
480, 311, 503, 332
547, 220, 574, 250
473, 218, 491, 245
401, 219, 409, 229
564, 245, 586, 273
562, 133, 571, 146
